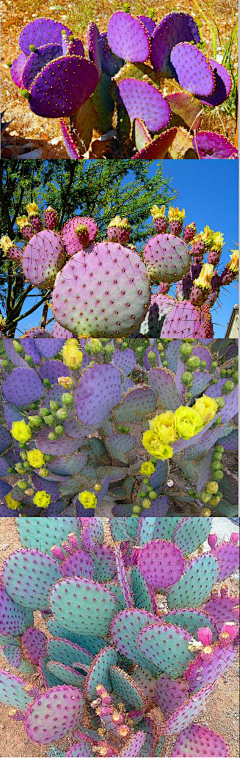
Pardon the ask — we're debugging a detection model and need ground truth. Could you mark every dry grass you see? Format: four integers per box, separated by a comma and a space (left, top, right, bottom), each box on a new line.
1, 0, 238, 157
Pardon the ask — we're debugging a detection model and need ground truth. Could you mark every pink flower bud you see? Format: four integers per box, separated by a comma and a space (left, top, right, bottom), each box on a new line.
230, 533, 239, 544
61, 540, 73, 552
197, 627, 213, 646
51, 545, 65, 560
208, 534, 218, 548
67, 532, 79, 549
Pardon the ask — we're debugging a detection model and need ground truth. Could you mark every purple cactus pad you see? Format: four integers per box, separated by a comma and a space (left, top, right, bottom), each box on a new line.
22, 230, 65, 289
170, 43, 215, 96
198, 60, 232, 106
22, 43, 62, 88
193, 131, 238, 159
61, 216, 98, 256
133, 127, 178, 159
118, 79, 171, 133
143, 233, 190, 283
19, 18, 72, 55
25, 685, 83, 744
2, 367, 44, 407
156, 674, 187, 717
22, 627, 48, 665
185, 643, 236, 693
29, 56, 99, 118
11, 52, 27, 87
107, 12, 150, 63
151, 13, 200, 76
161, 301, 204, 338
172, 723, 230, 756
137, 540, 185, 589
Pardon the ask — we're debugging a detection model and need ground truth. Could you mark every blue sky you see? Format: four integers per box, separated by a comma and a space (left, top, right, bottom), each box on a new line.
17, 160, 238, 338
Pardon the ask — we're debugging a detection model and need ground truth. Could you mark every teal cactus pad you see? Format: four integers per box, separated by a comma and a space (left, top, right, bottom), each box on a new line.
92, 544, 116, 583
173, 518, 212, 554
110, 519, 130, 542
47, 638, 93, 670
115, 543, 133, 608
153, 517, 183, 540
114, 387, 157, 424
0, 669, 32, 710
2, 644, 22, 668
40, 656, 64, 688
0, 634, 20, 645
0, 586, 33, 636
46, 661, 85, 688
61, 549, 94, 579
50, 576, 118, 636
120, 731, 146, 757
2, 367, 44, 407
2, 550, 62, 610
168, 554, 219, 610
106, 582, 127, 611
137, 540, 185, 589
163, 685, 213, 735
137, 519, 156, 545
18, 518, 81, 554
155, 736, 167, 757
105, 433, 136, 463
88, 519, 104, 544
46, 620, 106, 655
84, 646, 118, 700
148, 367, 183, 409
156, 674, 187, 717
109, 665, 145, 710
25, 685, 84, 744
110, 608, 162, 675
131, 566, 157, 613
172, 723, 230, 757
137, 621, 193, 678
164, 609, 217, 639
125, 518, 139, 541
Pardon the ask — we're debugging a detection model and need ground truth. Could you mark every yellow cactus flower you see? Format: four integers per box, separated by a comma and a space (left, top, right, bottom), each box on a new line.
108, 216, 129, 229
193, 395, 218, 424
58, 376, 74, 389
33, 491, 51, 508
16, 216, 29, 229
228, 249, 239, 274
78, 491, 98, 509
150, 205, 165, 219
27, 449, 45, 468
168, 207, 185, 222
62, 339, 83, 370
175, 406, 204, 440
149, 411, 177, 445
199, 226, 224, 251
194, 263, 214, 290
11, 420, 32, 443
5, 493, 20, 510
206, 481, 219, 495
0, 236, 13, 253
142, 430, 173, 461
26, 202, 39, 216
140, 461, 156, 476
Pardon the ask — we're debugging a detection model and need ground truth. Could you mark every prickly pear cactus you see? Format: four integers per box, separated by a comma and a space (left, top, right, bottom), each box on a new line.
0, 516, 238, 757
0, 337, 238, 517
7, 11, 237, 159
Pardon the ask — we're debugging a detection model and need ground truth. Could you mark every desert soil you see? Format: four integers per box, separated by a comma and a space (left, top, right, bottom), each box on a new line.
1, 0, 238, 157
0, 517, 239, 758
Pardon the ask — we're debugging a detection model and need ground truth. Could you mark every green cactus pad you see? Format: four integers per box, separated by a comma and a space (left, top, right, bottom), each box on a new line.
168, 554, 219, 610
110, 609, 162, 675
25, 685, 84, 744
2, 550, 62, 610
131, 566, 157, 613
137, 621, 193, 678
173, 517, 212, 554
109, 665, 145, 710
18, 517, 81, 555
46, 661, 85, 688
0, 669, 32, 710
114, 386, 157, 424
50, 576, 118, 636
84, 646, 118, 700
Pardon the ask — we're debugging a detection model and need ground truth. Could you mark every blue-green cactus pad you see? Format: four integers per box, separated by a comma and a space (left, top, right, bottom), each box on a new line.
25, 685, 84, 744
46, 620, 106, 655
106, 433, 136, 463
48, 638, 93, 669
155, 736, 167, 757
92, 544, 116, 583
110, 608, 162, 675
168, 554, 219, 610
17, 517, 81, 554
0, 585, 33, 636
114, 387, 157, 424
46, 661, 85, 688
132, 668, 156, 704
0, 669, 32, 710
173, 517, 212, 554
131, 566, 156, 613
164, 609, 217, 639
164, 341, 180, 372
137, 621, 193, 678
2, 550, 62, 610
84, 646, 118, 700
109, 665, 145, 710
2, 644, 22, 668
50, 576, 118, 636
107, 582, 127, 611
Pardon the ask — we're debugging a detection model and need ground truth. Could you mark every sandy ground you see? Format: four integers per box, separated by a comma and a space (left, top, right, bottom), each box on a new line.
0, 517, 239, 758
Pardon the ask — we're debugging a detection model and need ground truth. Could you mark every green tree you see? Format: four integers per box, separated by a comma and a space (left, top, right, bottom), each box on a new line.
0, 160, 177, 335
